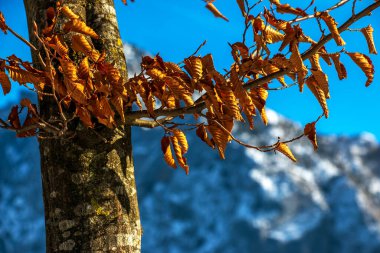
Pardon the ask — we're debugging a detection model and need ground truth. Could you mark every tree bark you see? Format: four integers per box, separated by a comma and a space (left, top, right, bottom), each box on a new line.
23, 0, 142, 252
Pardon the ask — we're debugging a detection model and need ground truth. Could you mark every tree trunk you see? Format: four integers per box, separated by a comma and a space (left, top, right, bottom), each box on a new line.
23, 0, 142, 252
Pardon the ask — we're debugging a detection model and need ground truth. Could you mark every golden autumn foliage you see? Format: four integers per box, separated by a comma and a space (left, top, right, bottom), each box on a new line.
205, 2, 229, 22
0, 12, 7, 33
161, 136, 177, 169
304, 122, 318, 151
275, 142, 297, 162
361, 25, 378, 55
347, 52, 375, 87
319, 12, 345, 46
0, 1, 379, 171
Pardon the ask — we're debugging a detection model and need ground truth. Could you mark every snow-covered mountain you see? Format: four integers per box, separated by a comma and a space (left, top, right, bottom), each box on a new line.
0, 44, 380, 253
2, 107, 380, 253
134, 111, 380, 253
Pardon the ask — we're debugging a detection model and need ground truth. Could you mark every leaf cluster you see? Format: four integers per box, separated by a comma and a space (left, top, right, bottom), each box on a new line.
0, 0, 378, 173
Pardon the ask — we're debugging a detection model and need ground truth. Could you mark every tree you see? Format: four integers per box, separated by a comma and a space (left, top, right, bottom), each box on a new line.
0, 0, 379, 252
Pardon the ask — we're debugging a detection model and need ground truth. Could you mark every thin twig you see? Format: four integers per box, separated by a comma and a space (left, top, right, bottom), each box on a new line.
191, 40, 207, 56
127, 116, 174, 128
352, 0, 358, 17
124, 1, 380, 121
290, 0, 350, 23
7, 26, 38, 51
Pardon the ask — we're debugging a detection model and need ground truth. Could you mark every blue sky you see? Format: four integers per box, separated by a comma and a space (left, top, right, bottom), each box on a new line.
0, 0, 380, 139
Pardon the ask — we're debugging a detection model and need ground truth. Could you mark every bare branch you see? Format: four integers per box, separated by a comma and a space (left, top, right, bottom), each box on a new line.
7, 26, 38, 51
127, 116, 174, 128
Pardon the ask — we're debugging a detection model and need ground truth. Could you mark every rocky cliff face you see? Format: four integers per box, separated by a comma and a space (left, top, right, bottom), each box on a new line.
0, 44, 379, 253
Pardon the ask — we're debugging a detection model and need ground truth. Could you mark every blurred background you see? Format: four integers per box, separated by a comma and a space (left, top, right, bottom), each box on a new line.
1, 0, 380, 252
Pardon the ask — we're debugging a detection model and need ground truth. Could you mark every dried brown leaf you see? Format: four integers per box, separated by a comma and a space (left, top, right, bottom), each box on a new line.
0, 71, 11, 95
347, 52, 375, 87
196, 124, 215, 148
361, 25, 377, 55
304, 122, 318, 150
306, 75, 329, 118
0, 12, 7, 33
270, 0, 307, 16
71, 35, 99, 61
184, 56, 203, 82
236, 0, 246, 17
173, 129, 188, 154
330, 53, 347, 80
319, 12, 345, 46
311, 69, 330, 99
61, 5, 79, 20
276, 142, 297, 162
8, 106, 21, 129
171, 136, 189, 174
63, 19, 99, 39
207, 115, 231, 160
206, 2, 229, 22
161, 136, 177, 169
76, 106, 94, 128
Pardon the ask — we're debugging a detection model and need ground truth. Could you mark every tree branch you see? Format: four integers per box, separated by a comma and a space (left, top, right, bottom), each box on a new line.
125, 0, 380, 121
290, 0, 351, 24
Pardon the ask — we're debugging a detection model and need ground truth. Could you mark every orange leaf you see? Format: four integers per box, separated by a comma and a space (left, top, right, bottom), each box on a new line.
17, 114, 38, 138
184, 56, 203, 82
61, 5, 80, 20
78, 57, 90, 80
360, 25, 377, 55
289, 42, 308, 90
6, 66, 44, 86
250, 87, 268, 125
71, 35, 99, 61
202, 54, 216, 73
48, 36, 69, 57
270, 0, 307, 16
146, 68, 166, 80
0, 12, 7, 33
230, 42, 250, 64
59, 58, 78, 82
330, 53, 347, 80
319, 12, 345, 46
304, 122, 318, 150
161, 136, 177, 169
206, 2, 229, 22
216, 81, 243, 121
173, 129, 189, 154
171, 136, 189, 174
264, 8, 288, 31
110, 93, 125, 123
276, 142, 297, 162
89, 96, 115, 128
311, 69, 330, 99
236, 0, 246, 17
8, 106, 21, 129
346, 52, 375, 87
63, 19, 99, 39
206, 113, 232, 160
65, 81, 87, 104
76, 106, 93, 128
196, 124, 215, 149
20, 98, 38, 116
165, 76, 194, 106
0, 71, 11, 95
306, 75, 329, 118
